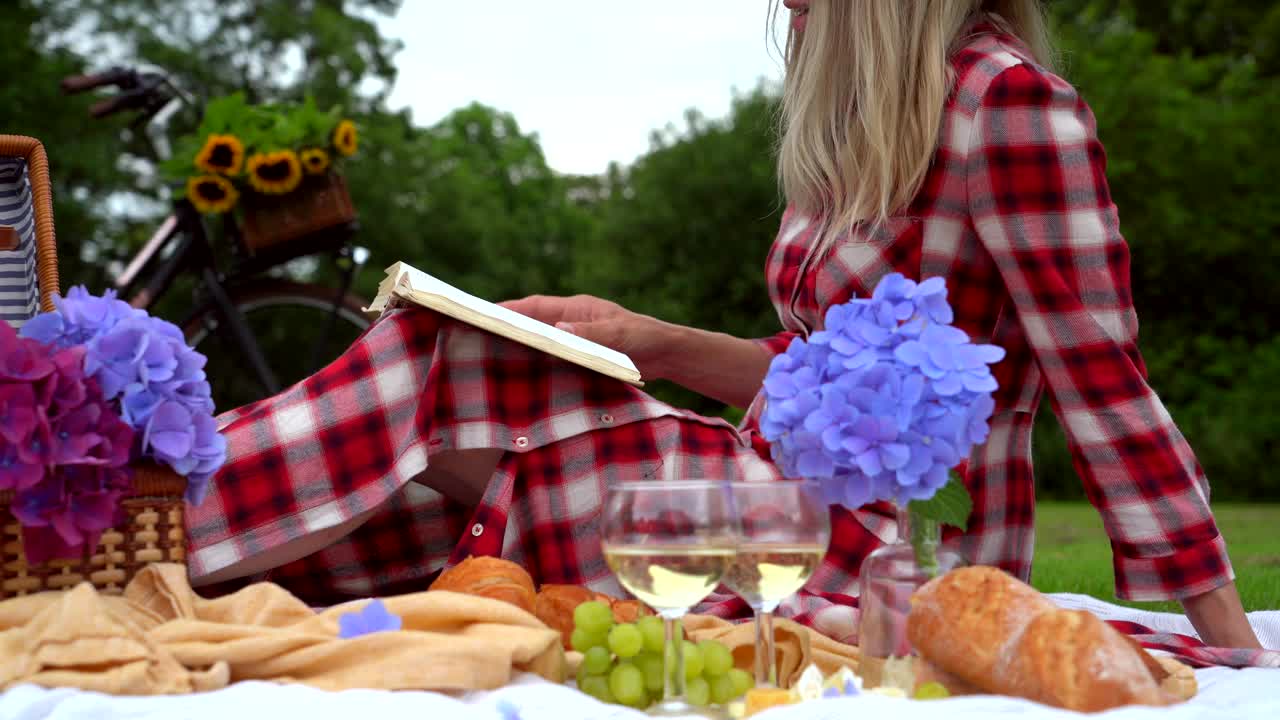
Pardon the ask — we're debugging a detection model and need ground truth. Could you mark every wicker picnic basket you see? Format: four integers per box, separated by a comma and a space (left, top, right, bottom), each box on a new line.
0, 135, 188, 599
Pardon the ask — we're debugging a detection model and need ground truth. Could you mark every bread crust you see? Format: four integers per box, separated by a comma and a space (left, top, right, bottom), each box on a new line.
534, 584, 596, 648
906, 566, 1190, 711
429, 556, 537, 614
906, 565, 1055, 688
997, 609, 1169, 712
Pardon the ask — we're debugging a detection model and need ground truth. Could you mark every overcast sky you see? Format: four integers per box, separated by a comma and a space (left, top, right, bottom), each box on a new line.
377, 1, 786, 176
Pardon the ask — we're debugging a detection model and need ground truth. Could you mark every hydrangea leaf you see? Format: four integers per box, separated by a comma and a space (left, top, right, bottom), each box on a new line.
907, 472, 972, 531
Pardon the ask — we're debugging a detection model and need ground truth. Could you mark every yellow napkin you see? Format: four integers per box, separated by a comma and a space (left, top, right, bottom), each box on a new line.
0, 564, 565, 695
682, 615, 860, 689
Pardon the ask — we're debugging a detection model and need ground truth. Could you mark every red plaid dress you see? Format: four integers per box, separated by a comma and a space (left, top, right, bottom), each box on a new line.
188, 27, 1271, 666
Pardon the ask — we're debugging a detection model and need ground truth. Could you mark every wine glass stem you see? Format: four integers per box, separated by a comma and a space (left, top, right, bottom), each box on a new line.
755, 607, 778, 687
664, 614, 686, 702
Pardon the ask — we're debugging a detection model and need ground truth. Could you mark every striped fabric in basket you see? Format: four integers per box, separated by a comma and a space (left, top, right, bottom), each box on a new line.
0, 157, 40, 329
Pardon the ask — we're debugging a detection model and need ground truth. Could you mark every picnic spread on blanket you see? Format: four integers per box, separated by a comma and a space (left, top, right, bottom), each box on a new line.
0, 558, 1256, 716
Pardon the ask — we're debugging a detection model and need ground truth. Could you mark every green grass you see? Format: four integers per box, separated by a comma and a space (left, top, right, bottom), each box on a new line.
1033, 502, 1280, 613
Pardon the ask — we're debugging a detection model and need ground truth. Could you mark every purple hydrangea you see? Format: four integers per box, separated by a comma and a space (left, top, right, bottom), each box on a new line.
760, 273, 1005, 509
141, 400, 225, 504
19, 286, 144, 350
21, 286, 226, 498
1, 321, 136, 562
12, 464, 133, 565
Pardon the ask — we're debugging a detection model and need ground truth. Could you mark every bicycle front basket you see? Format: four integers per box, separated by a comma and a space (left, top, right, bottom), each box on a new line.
239, 170, 357, 256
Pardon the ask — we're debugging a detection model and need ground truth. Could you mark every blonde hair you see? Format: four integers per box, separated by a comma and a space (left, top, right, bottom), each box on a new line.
775, 1, 1053, 239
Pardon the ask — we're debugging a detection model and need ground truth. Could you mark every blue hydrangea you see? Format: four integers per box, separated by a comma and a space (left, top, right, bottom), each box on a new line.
20, 286, 225, 503
338, 598, 403, 638
19, 287, 144, 349
760, 273, 1004, 508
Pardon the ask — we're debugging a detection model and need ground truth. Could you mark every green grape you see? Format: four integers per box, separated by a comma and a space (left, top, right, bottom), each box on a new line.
681, 641, 704, 679
914, 681, 951, 700
628, 687, 652, 710
581, 646, 613, 676
637, 615, 665, 654
709, 674, 738, 705
572, 600, 614, 635
686, 677, 711, 707
609, 663, 646, 707
727, 668, 754, 698
607, 623, 644, 658
698, 639, 733, 677
578, 674, 614, 703
570, 626, 608, 653
634, 652, 665, 693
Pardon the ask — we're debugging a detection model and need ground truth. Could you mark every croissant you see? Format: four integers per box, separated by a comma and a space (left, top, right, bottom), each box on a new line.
429, 555, 537, 615
535, 584, 597, 648
906, 566, 1191, 712
534, 586, 654, 649
610, 598, 651, 624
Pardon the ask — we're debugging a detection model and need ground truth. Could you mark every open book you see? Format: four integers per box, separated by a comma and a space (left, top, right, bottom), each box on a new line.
364, 262, 643, 387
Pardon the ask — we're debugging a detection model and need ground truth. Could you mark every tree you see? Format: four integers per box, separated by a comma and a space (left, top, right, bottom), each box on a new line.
340, 103, 592, 303
21, 0, 404, 293
4, 0, 131, 287
1051, 0, 1280, 75
574, 89, 784, 418
41, 0, 402, 108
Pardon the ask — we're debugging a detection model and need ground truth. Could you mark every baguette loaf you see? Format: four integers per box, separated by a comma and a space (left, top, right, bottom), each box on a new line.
996, 608, 1169, 712
905, 565, 1056, 688
907, 566, 1187, 712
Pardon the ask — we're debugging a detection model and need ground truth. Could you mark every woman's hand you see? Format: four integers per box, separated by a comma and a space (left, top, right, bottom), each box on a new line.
500, 294, 676, 380
502, 293, 775, 408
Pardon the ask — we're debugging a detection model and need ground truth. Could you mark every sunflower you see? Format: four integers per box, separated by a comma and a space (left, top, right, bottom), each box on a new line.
245, 150, 303, 195
299, 147, 331, 175
186, 175, 239, 214
333, 119, 358, 157
194, 134, 245, 175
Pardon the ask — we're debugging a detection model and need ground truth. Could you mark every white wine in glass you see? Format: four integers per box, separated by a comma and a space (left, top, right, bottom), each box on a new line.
722, 542, 826, 608
602, 480, 740, 717
605, 544, 737, 611
722, 481, 830, 687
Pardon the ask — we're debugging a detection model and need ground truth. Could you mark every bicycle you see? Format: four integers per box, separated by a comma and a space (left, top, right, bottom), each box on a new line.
60, 66, 374, 412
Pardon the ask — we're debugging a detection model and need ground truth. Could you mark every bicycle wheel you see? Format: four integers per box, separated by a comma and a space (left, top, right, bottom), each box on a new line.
183, 280, 372, 413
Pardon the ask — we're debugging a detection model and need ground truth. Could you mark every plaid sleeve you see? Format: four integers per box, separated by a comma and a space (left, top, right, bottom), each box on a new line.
967, 63, 1233, 601
753, 331, 798, 357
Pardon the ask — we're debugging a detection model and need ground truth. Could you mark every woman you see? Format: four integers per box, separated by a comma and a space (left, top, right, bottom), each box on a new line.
189, 0, 1260, 649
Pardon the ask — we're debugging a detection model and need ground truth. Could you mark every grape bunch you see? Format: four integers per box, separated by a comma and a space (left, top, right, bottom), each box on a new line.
571, 600, 754, 709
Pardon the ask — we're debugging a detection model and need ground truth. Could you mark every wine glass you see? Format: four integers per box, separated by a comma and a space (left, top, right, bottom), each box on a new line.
602, 480, 741, 717
722, 480, 831, 687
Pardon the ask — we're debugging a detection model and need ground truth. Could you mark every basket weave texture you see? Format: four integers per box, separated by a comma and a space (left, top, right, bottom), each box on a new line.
240, 172, 356, 254
0, 135, 189, 598
0, 468, 187, 599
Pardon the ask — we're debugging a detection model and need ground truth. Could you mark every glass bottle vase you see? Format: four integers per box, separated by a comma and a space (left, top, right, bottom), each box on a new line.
857, 503, 963, 689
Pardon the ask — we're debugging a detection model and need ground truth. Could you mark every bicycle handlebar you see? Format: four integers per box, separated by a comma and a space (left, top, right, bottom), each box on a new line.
89, 86, 154, 118
60, 66, 175, 120
61, 67, 136, 94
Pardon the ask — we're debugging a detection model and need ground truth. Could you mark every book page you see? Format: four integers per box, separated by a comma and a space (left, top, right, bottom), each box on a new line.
389, 262, 639, 375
